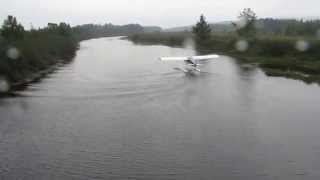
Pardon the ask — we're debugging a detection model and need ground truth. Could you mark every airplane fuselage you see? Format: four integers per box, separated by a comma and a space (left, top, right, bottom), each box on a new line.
185, 58, 197, 67
184, 58, 201, 72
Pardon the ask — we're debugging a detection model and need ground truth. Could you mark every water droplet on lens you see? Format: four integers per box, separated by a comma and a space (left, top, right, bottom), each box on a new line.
6, 47, 20, 59
295, 40, 309, 52
183, 38, 195, 50
0, 77, 10, 93
235, 17, 248, 29
235, 40, 249, 52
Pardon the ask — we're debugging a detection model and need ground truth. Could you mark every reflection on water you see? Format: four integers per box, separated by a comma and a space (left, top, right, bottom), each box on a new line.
1, 37, 320, 179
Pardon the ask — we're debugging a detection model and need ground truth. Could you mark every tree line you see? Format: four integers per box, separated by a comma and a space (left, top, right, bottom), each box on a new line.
192, 8, 258, 45
73, 23, 145, 40
0, 16, 78, 85
258, 18, 320, 36
193, 9, 320, 41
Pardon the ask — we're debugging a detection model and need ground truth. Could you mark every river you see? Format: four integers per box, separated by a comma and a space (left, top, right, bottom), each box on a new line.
1, 37, 320, 180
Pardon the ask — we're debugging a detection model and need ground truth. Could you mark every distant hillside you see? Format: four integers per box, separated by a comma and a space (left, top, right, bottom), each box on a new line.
164, 25, 192, 32
73, 23, 162, 40
143, 26, 162, 32
165, 21, 234, 33
165, 18, 320, 35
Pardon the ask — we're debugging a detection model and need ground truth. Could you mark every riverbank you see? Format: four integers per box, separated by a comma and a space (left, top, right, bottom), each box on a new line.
127, 32, 320, 84
0, 27, 78, 95
0, 55, 78, 95
0, 61, 65, 97
0, 58, 76, 97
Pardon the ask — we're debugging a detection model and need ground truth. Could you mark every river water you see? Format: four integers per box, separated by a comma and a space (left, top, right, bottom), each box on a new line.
1, 37, 320, 180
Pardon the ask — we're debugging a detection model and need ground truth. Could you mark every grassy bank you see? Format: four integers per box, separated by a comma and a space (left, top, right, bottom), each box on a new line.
0, 20, 79, 94
127, 32, 320, 84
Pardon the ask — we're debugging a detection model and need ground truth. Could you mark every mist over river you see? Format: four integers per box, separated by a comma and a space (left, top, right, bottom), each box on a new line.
1, 37, 320, 180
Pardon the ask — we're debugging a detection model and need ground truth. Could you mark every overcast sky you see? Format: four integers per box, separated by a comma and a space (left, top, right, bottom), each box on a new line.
0, 0, 318, 29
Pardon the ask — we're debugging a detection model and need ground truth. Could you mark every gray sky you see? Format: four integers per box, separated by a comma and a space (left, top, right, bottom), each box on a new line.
0, 0, 318, 29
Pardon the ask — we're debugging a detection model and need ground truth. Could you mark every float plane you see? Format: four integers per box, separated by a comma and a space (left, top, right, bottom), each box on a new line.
159, 54, 219, 73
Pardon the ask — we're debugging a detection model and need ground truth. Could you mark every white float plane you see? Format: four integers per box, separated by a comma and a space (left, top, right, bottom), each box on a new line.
159, 54, 219, 73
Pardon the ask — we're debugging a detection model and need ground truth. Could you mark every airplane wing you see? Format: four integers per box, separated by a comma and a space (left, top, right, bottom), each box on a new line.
159, 54, 219, 61
192, 55, 219, 60
159, 57, 189, 61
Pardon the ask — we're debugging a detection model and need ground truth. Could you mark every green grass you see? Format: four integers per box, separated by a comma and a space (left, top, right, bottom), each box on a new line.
0, 31, 78, 92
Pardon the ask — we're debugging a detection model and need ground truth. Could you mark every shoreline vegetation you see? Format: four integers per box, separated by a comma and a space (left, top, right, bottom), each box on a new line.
127, 32, 320, 84
0, 16, 78, 95
127, 9, 320, 85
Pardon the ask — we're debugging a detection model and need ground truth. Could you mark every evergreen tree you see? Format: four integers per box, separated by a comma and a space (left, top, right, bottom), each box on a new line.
58, 22, 72, 36
1, 15, 25, 40
233, 8, 257, 38
192, 14, 211, 43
